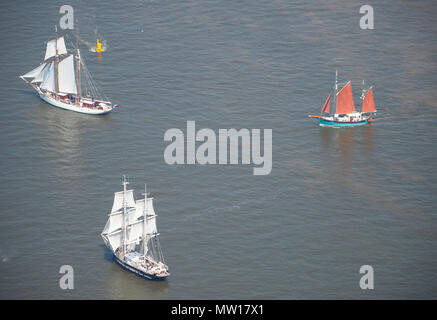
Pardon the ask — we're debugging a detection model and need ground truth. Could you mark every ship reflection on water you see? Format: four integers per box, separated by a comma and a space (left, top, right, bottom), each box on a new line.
319, 125, 375, 170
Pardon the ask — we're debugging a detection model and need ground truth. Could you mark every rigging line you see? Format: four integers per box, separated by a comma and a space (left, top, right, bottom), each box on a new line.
66, 36, 109, 101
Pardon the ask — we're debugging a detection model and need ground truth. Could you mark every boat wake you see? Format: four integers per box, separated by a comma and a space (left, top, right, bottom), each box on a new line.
76, 34, 108, 52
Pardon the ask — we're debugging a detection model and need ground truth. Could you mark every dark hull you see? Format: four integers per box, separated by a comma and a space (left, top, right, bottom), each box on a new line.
114, 255, 169, 281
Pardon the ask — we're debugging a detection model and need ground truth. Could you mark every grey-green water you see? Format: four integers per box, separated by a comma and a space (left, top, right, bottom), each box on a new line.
0, 0, 436, 299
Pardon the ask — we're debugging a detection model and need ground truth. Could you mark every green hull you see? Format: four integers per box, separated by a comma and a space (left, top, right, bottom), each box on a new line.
319, 118, 369, 127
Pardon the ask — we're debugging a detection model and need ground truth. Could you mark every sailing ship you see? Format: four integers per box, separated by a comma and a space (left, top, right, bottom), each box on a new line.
309, 71, 376, 127
20, 26, 116, 115
101, 176, 170, 281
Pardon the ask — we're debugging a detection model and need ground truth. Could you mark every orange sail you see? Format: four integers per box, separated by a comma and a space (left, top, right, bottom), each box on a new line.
336, 81, 355, 114
361, 87, 376, 113
321, 92, 332, 114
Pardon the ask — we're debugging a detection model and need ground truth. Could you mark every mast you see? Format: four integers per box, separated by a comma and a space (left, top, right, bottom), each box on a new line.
55, 25, 60, 95
122, 175, 129, 257
76, 23, 81, 105
142, 184, 148, 255
333, 69, 338, 115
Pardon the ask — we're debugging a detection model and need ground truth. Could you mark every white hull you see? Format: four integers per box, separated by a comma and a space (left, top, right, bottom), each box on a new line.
39, 92, 113, 115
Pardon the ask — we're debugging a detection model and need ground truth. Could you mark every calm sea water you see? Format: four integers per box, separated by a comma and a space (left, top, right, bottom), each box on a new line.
0, 0, 436, 299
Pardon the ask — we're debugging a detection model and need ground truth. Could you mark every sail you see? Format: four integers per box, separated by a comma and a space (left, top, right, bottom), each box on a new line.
32, 63, 49, 83
126, 221, 144, 245
145, 214, 157, 235
44, 36, 67, 60
58, 54, 77, 94
132, 199, 146, 223
107, 230, 122, 251
145, 198, 157, 235
136, 198, 158, 235
321, 92, 332, 114
361, 87, 376, 113
102, 218, 110, 235
336, 81, 355, 114
22, 63, 47, 79
106, 220, 144, 250
146, 198, 156, 216
111, 190, 136, 213
40, 62, 56, 92
135, 198, 156, 218
102, 212, 124, 235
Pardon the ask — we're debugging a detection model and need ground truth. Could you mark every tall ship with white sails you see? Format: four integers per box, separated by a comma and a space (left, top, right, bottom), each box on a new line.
101, 176, 170, 281
20, 26, 116, 115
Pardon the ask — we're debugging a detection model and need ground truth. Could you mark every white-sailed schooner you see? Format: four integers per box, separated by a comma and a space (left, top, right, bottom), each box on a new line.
101, 176, 170, 281
20, 26, 116, 115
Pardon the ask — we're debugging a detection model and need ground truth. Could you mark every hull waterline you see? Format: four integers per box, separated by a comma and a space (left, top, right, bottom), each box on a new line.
319, 118, 369, 127
114, 255, 169, 281
39, 93, 113, 115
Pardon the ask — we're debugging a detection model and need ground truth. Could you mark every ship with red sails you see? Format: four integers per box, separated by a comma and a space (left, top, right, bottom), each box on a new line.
309, 71, 376, 127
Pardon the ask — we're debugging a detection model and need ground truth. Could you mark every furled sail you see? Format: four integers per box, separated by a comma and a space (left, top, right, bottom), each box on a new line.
57, 54, 77, 94
22, 63, 47, 79
336, 81, 355, 114
44, 36, 67, 61
321, 92, 332, 114
361, 87, 376, 113
111, 190, 136, 213
40, 62, 56, 92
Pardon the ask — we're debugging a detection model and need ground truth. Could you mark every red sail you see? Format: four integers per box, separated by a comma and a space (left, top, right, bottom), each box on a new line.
362, 87, 376, 113
321, 92, 332, 114
336, 81, 355, 114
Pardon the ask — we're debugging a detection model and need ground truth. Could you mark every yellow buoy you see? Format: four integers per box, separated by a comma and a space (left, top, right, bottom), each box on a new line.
96, 39, 103, 53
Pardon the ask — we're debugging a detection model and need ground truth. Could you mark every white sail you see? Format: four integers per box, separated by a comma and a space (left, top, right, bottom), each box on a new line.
102, 218, 110, 235
137, 198, 158, 235
111, 190, 136, 213
32, 63, 49, 83
135, 198, 157, 217
58, 55, 77, 94
145, 214, 157, 235
107, 230, 122, 251
44, 36, 67, 60
133, 199, 146, 222
126, 221, 144, 245
106, 221, 143, 250
103, 192, 143, 236
22, 63, 46, 79
146, 198, 156, 217
40, 62, 56, 92
102, 212, 124, 235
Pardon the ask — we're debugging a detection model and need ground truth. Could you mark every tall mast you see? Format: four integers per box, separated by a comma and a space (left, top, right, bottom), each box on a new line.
55, 25, 59, 95
334, 69, 338, 115
360, 80, 365, 101
142, 184, 148, 255
76, 23, 81, 105
122, 175, 128, 257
